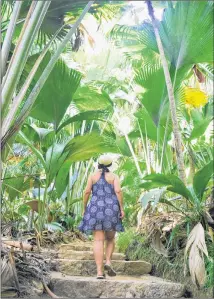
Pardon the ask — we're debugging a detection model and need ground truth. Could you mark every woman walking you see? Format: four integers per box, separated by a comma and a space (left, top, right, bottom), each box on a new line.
78, 155, 125, 279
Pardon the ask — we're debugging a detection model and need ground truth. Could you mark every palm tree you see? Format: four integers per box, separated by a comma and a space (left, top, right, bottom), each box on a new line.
110, 1, 213, 182
145, 0, 186, 183
1, 1, 95, 151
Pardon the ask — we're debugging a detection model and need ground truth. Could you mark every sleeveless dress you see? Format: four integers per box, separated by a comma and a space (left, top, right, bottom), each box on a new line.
78, 172, 124, 234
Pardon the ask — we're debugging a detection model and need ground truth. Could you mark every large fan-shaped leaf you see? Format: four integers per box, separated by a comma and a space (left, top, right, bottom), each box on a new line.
193, 160, 214, 200
64, 131, 118, 162
158, 1, 213, 68
111, 1, 213, 75
18, 1, 124, 42
55, 132, 118, 196
29, 55, 82, 129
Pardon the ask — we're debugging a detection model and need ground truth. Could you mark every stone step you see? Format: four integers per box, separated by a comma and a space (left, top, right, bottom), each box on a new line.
55, 259, 152, 276
59, 243, 120, 253
58, 249, 125, 260
50, 272, 186, 298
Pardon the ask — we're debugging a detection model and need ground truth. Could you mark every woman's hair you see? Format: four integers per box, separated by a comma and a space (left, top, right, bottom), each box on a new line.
98, 162, 112, 173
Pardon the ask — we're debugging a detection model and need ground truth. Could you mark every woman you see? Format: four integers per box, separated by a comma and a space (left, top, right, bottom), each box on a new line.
78, 154, 125, 279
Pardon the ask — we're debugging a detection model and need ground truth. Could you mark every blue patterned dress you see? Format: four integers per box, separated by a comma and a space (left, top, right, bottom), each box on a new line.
78, 172, 124, 234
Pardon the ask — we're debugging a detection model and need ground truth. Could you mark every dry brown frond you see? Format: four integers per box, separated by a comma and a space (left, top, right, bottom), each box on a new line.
184, 222, 208, 288
151, 230, 168, 257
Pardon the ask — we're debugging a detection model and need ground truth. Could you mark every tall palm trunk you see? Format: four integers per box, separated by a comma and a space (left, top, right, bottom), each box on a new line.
146, 0, 186, 183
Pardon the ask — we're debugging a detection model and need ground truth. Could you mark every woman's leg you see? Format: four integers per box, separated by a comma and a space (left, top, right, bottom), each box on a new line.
93, 230, 105, 276
105, 231, 116, 265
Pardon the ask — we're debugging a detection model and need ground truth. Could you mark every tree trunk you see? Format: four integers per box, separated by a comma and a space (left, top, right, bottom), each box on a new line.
146, 0, 186, 183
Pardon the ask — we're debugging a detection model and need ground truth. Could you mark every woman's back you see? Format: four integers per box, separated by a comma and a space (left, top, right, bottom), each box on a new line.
91, 170, 116, 185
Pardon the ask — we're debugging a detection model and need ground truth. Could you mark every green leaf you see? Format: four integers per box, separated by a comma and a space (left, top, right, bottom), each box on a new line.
140, 188, 166, 208
45, 143, 68, 185
55, 132, 119, 197
135, 67, 168, 127
18, 204, 31, 215
143, 173, 193, 201
45, 222, 65, 232
18, 131, 47, 171
20, 124, 55, 148
159, 198, 185, 214
189, 117, 213, 140
73, 86, 113, 112
115, 136, 132, 157
57, 110, 110, 133
64, 132, 118, 162
2, 177, 24, 201
134, 108, 165, 141
2, 175, 32, 201
55, 160, 71, 198
30, 55, 82, 129
193, 160, 214, 200
69, 198, 82, 207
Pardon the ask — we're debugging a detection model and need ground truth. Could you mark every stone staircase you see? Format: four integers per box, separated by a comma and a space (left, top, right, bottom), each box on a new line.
49, 241, 186, 298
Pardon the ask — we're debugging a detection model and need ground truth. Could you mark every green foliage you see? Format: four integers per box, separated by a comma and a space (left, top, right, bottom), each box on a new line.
116, 229, 136, 253
135, 67, 168, 127
45, 143, 68, 185
193, 160, 214, 200
189, 118, 213, 141
29, 56, 82, 129
133, 108, 165, 141
142, 173, 193, 201
45, 222, 65, 232
54, 132, 121, 197
140, 188, 166, 208
73, 86, 113, 112
18, 131, 47, 170
64, 132, 118, 162
57, 110, 110, 133
112, 1, 213, 68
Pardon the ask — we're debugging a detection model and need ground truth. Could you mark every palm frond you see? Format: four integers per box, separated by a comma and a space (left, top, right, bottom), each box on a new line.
185, 222, 208, 288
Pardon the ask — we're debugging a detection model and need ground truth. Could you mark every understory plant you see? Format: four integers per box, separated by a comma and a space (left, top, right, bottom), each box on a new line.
140, 160, 214, 288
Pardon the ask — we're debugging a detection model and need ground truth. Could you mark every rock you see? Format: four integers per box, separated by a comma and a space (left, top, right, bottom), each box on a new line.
58, 250, 125, 260
57, 259, 152, 276
31, 279, 44, 296
50, 272, 186, 298
1, 288, 18, 298
59, 244, 93, 253
59, 243, 120, 253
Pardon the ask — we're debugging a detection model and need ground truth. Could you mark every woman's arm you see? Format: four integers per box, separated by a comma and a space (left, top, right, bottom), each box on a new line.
114, 175, 125, 218
82, 174, 93, 214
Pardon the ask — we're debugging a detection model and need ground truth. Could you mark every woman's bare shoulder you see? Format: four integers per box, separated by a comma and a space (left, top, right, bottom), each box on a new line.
109, 172, 119, 179
90, 171, 101, 177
